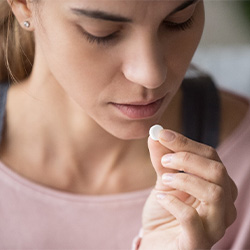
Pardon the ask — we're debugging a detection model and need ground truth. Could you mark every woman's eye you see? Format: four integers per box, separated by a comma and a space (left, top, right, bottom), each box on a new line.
82, 30, 119, 45
164, 17, 194, 31
79, 16, 194, 46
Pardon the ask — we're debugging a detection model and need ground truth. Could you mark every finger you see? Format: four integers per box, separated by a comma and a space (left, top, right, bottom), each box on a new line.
158, 129, 220, 161
161, 172, 237, 229
159, 174, 227, 242
161, 172, 225, 205
155, 191, 211, 248
161, 152, 227, 185
230, 178, 238, 202
161, 151, 238, 202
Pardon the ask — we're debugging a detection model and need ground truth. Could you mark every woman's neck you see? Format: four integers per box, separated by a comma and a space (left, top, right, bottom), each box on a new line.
0, 79, 158, 194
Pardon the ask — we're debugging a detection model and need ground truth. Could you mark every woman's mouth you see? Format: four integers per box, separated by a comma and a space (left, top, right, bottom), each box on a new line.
111, 97, 165, 119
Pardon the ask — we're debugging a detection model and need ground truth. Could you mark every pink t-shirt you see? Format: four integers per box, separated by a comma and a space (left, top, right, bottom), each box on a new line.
0, 163, 151, 249
0, 100, 250, 249
213, 98, 250, 250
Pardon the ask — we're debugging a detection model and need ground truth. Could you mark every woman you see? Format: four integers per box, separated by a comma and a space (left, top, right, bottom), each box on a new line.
0, 0, 245, 249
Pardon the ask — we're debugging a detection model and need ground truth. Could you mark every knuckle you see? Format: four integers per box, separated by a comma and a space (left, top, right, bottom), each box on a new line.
204, 145, 218, 159
208, 184, 224, 203
209, 161, 227, 182
181, 152, 191, 164
212, 227, 226, 243
227, 205, 237, 227
231, 181, 238, 202
177, 135, 189, 148
232, 205, 237, 224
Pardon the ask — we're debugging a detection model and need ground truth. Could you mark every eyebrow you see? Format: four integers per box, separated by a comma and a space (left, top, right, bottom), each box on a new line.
170, 0, 198, 15
71, 8, 132, 23
71, 0, 198, 23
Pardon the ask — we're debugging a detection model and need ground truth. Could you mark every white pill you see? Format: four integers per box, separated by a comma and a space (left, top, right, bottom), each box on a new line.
149, 125, 163, 141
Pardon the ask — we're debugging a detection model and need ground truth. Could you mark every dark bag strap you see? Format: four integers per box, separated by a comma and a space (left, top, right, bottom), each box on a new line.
181, 76, 220, 148
0, 83, 9, 144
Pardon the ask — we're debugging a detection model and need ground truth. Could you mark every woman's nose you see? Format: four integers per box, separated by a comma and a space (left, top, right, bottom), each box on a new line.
122, 38, 167, 89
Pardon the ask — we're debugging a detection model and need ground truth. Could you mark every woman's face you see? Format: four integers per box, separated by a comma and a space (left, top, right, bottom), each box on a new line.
33, 0, 204, 139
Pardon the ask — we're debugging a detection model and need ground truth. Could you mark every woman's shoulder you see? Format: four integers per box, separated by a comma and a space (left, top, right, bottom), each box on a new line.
219, 89, 250, 144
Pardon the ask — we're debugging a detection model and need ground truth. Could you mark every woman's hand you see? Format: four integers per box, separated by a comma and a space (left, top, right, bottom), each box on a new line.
140, 129, 237, 250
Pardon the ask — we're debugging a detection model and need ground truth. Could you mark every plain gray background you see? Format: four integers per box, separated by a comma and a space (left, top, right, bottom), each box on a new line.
192, 1, 250, 97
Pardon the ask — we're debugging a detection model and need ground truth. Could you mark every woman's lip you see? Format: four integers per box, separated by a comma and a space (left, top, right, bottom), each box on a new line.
114, 95, 166, 106
111, 97, 165, 119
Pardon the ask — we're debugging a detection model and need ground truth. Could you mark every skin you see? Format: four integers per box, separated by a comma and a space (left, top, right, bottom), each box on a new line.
3, 0, 204, 192
28, 0, 203, 140
1, 0, 239, 248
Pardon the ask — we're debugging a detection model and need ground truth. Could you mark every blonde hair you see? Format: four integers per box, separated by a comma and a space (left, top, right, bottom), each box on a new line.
0, 0, 35, 83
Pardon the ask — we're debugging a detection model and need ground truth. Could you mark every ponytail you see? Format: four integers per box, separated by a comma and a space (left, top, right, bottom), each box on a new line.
0, 1, 35, 84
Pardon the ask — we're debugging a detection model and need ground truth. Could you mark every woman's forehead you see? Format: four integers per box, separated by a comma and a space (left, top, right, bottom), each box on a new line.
55, 0, 195, 22
66, 0, 190, 9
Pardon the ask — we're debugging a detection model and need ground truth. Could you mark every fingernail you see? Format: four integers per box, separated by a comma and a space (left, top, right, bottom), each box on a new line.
162, 173, 174, 182
161, 154, 173, 166
159, 130, 175, 142
156, 192, 167, 200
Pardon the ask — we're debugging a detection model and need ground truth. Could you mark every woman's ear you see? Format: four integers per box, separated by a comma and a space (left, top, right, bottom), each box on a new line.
7, 0, 34, 31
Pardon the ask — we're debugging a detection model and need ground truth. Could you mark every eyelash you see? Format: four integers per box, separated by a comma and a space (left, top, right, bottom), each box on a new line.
82, 31, 120, 45
83, 17, 194, 46
164, 17, 194, 31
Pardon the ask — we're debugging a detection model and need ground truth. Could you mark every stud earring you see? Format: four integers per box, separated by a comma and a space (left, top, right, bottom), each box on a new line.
23, 21, 30, 28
